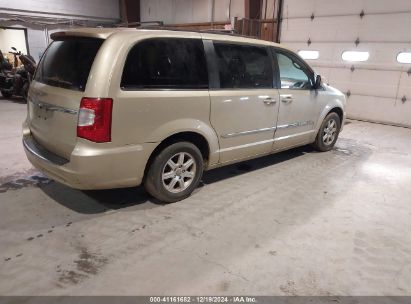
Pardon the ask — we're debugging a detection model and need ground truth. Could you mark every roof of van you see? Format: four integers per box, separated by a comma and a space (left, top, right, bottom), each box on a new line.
50, 27, 284, 48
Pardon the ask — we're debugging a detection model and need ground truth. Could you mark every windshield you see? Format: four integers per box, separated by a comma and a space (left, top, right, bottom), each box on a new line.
34, 37, 103, 91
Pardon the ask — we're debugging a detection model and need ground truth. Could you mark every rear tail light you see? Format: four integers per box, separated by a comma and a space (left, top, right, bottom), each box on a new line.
77, 97, 113, 143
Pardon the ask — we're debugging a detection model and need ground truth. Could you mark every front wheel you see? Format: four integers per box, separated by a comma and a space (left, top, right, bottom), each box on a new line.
312, 112, 341, 152
144, 142, 204, 203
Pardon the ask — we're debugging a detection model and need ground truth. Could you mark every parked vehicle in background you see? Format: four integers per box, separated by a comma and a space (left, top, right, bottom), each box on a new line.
0, 47, 36, 102
0, 50, 12, 71
0, 50, 13, 98
23, 28, 346, 203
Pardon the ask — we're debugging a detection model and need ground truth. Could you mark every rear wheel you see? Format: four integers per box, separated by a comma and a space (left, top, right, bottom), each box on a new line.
144, 142, 204, 203
1, 90, 12, 99
313, 112, 341, 151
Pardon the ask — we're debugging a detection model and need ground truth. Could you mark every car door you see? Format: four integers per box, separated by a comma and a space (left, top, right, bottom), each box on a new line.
272, 48, 320, 151
207, 41, 280, 163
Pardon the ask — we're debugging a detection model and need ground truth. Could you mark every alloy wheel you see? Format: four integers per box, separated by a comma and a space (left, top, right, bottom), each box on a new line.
161, 152, 197, 193
323, 118, 337, 145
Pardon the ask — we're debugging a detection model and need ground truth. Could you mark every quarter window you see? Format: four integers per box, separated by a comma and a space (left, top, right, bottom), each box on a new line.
213, 43, 273, 89
121, 38, 208, 90
276, 52, 312, 89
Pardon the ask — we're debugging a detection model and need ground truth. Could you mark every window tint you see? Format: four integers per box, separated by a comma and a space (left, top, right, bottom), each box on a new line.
213, 43, 273, 89
121, 38, 208, 89
277, 52, 312, 89
35, 38, 103, 91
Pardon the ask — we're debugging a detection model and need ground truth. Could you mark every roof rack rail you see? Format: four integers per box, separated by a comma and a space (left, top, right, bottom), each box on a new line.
134, 25, 258, 39
115, 21, 164, 28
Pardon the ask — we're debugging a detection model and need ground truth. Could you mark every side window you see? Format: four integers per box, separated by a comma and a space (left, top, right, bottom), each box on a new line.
121, 38, 208, 89
276, 52, 313, 90
213, 43, 273, 89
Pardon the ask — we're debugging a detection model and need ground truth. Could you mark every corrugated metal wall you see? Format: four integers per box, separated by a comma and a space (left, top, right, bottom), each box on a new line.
0, 0, 120, 59
280, 0, 411, 127
0, 0, 119, 21
140, 0, 245, 24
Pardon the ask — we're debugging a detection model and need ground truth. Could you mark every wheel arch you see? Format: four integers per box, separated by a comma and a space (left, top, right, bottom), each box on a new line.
315, 105, 345, 132
328, 107, 344, 125
143, 129, 219, 180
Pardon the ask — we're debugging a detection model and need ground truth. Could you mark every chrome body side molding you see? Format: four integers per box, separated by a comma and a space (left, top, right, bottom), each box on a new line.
30, 98, 78, 115
221, 126, 277, 139
277, 120, 315, 130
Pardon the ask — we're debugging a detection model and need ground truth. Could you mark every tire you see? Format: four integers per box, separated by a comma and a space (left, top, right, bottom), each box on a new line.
144, 142, 204, 203
312, 112, 341, 152
1, 90, 12, 99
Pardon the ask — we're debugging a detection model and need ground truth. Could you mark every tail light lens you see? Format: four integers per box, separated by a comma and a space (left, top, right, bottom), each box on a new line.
77, 97, 113, 143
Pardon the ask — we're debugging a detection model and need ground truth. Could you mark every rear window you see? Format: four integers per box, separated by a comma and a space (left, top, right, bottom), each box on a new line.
34, 38, 103, 91
121, 38, 208, 90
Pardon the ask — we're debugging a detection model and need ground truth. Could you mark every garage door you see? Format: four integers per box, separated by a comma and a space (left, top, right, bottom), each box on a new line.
279, 0, 411, 127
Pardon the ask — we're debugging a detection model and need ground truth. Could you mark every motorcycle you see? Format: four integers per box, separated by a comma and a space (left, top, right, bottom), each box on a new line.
0, 47, 37, 102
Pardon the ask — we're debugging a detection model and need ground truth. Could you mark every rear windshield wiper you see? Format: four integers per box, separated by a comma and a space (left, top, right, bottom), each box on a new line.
43, 76, 80, 90
43, 76, 73, 86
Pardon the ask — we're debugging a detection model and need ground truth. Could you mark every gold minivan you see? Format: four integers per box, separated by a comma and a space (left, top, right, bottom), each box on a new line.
23, 28, 346, 202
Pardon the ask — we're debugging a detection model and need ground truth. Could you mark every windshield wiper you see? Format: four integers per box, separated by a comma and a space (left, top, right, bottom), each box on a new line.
43, 76, 73, 86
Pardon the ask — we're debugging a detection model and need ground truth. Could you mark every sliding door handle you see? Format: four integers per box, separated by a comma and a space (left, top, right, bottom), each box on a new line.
263, 98, 277, 105
281, 95, 294, 103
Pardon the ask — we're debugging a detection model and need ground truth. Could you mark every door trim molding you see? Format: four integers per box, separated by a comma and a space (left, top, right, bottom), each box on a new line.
277, 120, 314, 130
218, 138, 275, 153
221, 126, 277, 138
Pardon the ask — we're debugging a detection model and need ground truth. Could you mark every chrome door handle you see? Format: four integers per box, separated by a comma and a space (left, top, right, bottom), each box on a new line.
263, 98, 277, 105
281, 95, 294, 103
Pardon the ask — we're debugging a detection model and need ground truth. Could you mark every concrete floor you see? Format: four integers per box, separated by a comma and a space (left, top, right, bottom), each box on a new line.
0, 97, 411, 296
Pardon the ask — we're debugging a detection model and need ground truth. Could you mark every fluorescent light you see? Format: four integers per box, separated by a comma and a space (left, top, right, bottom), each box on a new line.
298, 50, 319, 60
342, 51, 369, 62
397, 52, 411, 64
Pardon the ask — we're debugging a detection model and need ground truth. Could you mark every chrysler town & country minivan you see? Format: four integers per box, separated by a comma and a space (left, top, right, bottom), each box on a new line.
23, 28, 346, 202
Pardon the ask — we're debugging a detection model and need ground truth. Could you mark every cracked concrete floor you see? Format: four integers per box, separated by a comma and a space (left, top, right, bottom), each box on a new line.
1, 98, 411, 296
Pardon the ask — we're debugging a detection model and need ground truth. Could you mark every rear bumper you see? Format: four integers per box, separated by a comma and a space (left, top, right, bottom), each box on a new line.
23, 135, 69, 166
23, 134, 157, 190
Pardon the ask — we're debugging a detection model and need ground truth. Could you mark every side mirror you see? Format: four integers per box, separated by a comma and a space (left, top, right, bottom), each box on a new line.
314, 74, 322, 90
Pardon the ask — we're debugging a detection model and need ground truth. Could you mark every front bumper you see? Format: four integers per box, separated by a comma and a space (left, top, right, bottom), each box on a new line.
23, 134, 157, 190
